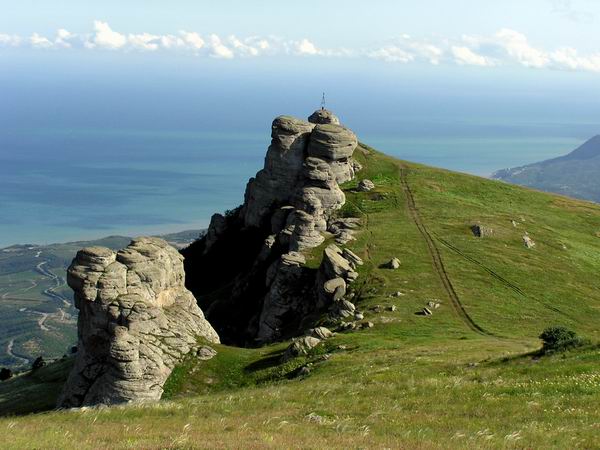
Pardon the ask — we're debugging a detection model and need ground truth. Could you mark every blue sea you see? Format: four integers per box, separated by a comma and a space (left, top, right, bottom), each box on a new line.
0, 125, 586, 248
2, 54, 600, 247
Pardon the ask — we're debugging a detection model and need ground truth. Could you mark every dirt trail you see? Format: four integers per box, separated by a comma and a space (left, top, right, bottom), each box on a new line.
6, 339, 29, 365
398, 166, 494, 337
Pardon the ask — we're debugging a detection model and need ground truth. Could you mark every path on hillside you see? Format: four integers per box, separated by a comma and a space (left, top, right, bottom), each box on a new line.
35, 262, 71, 307
398, 166, 494, 337
6, 339, 29, 366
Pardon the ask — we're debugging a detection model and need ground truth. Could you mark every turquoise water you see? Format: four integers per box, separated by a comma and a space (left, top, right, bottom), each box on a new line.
0, 126, 584, 248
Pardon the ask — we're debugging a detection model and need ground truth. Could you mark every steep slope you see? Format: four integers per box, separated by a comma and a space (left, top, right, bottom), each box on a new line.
2, 132, 600, 447
492, 135, 600, 202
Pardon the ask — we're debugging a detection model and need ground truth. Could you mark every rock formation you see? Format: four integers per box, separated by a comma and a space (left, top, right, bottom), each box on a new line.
183, 109, 364, 345
58, 237, 219, 407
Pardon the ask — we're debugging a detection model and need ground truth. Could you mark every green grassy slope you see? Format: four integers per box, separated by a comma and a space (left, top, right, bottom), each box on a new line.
1, 147, 599, 449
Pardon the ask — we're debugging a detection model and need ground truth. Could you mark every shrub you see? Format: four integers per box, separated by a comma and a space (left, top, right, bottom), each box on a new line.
539, 326, 589, 354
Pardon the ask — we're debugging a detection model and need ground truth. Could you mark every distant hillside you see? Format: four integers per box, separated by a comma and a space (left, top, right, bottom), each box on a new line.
0, 230, 203, 370
492, 135, 600, 202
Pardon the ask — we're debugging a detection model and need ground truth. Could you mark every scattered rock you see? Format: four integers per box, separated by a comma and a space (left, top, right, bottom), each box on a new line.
388, 305, 397, 312
196, 346, 217, 361
511, 220, 518, 228
337, 345, 347, 350
391, 291, 404, 297
308, 108, 340, 125
471, 224, 493, 238
523, 234, 536, 249
297, 365, 312, 377
386, 257, 401, 269
354, 312, 364, 320
323, 278, 347, 301
308, 326, 333, 340
341, 248, 363, 268
360, 321, 374, 329
283, 336, 321, 361
427, 301, 441, 309
357, 179, 375, 192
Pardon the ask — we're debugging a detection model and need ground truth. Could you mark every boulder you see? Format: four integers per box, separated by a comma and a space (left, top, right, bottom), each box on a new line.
322, 244, 354, 279
58, 237, 219, 408
523, 234, 536, 249
196, 346, 217, 361
342, 248, 363, 268
357, 179, 375, 192
323, 277, 347, 301
471, 224, 493, 238
282, 336, 321, 361
308, 326, 333, 340
386, 257, 401, 269
308, 124, 358, 161
308, 109, 340, 125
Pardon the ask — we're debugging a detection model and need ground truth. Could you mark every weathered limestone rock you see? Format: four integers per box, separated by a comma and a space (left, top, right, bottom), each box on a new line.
523, 234, 536, 248
357, 179, 375, 192
386, 257, 401, 269
323, 278, 347, 301
257, 252, 310, 342
243, 116, 315, 228
308, 326, 333, 340
308, 124, 358, 161
308, 108, 340, 125
204, 213, 227, 254
58, 237, 219, 408
186, 110, 362, 346
282, 336, 321, 361
471, 224, 493, 238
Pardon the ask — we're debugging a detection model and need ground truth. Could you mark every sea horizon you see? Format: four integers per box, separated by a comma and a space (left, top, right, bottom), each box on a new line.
0, 122, 589, 248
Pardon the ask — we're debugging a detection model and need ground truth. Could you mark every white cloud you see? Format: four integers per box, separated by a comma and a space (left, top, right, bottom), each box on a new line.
128, 32, 160, 51
368, 46, 414, 63
294, 38, 318, 55
180, 31, 204, 50
30, 33, 53, 48
451, 45, 494, 67
208, 34, 233, 59
90, 20, 127, 49
5, 21, 600, 75
0, 33, 21, 47
550, 46, 600, 72
495, 28, 549, 68
55, 29, 76, 48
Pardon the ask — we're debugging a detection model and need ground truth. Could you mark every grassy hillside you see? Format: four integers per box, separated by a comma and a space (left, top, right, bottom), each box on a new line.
1, 146, 600, 448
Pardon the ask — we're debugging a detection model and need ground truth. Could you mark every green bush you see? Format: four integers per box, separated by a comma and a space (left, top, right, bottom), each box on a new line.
539, 326, 589, 354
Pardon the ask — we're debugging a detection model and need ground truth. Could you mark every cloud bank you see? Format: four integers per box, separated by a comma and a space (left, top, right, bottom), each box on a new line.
2, 20, 600, 73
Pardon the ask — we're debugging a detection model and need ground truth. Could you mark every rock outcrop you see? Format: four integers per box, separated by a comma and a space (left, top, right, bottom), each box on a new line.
58, 237, 219, 408
184, 109, 363, 345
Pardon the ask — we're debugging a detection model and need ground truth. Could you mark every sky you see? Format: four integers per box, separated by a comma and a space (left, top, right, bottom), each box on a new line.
2, 0, 600, 71
2, 1, 600, 247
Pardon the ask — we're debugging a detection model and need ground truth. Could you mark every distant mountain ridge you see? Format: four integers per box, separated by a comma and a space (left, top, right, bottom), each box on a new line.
492, 135, 600, 202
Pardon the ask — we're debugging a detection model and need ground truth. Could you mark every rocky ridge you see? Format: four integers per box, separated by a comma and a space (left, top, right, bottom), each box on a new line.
58, 237, 219, 407
184, 109, 366, 345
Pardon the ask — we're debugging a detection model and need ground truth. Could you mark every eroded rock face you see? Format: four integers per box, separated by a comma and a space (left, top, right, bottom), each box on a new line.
184, 109, 363, 345
58, 237, 219, 408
